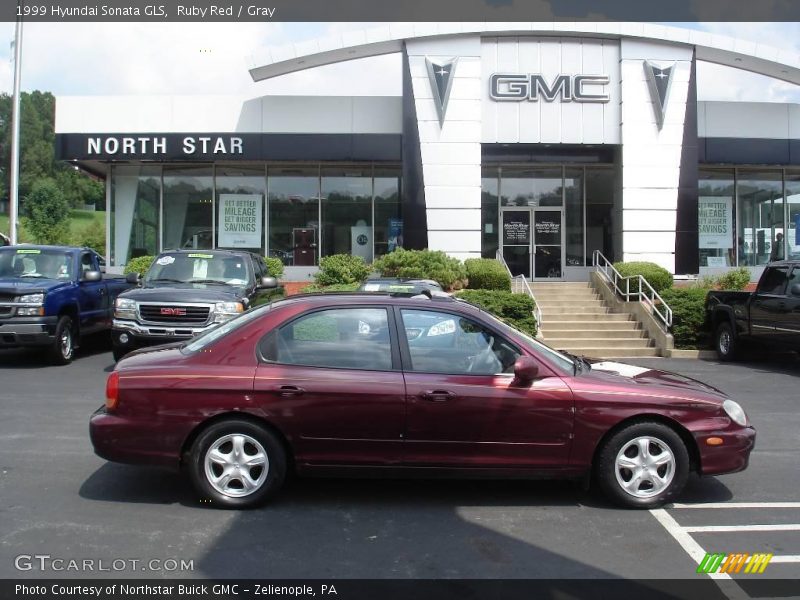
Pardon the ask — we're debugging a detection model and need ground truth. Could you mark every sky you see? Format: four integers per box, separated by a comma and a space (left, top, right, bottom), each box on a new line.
0, 22, 799, 102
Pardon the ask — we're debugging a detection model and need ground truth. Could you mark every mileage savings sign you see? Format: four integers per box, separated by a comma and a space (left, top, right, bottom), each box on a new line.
218, 194, 263, 248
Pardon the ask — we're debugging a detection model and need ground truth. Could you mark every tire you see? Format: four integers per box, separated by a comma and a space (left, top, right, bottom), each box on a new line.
715, 321, 737, 361
48, 316, 76, 365
595, 422, 690, 509
188, 419, 287, 509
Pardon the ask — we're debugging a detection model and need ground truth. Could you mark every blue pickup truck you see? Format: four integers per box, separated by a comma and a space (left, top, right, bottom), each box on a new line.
0, 245, 133, 364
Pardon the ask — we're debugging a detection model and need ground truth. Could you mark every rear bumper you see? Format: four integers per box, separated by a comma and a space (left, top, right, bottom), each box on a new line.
696, 426, 756, 476
0, 317, 58, 347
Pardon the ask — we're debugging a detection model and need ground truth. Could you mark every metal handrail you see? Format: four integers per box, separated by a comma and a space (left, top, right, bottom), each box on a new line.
496, 250, 543, 327
592, 250, 673, 329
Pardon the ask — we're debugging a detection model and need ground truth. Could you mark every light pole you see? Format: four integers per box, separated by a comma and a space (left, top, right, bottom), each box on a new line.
8, 16, 23, 244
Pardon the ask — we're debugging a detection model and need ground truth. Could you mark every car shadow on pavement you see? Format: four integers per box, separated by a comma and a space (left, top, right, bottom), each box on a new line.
0, 333, 114, 369
700, 352, 799, 375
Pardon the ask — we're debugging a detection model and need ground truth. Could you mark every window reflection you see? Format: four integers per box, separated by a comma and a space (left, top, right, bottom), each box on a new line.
109, 165, 160, 267
268, 166, 320, 267
321, 167, 373, 262
737, 171, 782, 266
163, 167, 213, 251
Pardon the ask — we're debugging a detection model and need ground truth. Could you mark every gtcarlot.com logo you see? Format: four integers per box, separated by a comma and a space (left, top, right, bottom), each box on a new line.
697, 552, 773, 574
14, 554, 194, 572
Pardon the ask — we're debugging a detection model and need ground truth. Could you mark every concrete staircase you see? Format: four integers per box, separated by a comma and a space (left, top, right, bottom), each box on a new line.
532, 282, 659, 358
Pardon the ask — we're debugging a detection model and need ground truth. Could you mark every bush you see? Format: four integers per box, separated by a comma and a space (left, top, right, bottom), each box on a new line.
715, 267, 751, 291
314, 254, 371, 286
465, 258, 511, 291
71, 219, 106, 255
372, 248, 467, 291
301, 282, 361, 293
456, 289, 538, 337
23, 179, 71, 245
264, 256, 284, 279
613, 261, 673, 293
123, 255, 156, 276
660, 287, 709, 349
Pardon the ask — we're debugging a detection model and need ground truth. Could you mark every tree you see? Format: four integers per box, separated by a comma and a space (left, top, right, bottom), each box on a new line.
24, 178, 70, 244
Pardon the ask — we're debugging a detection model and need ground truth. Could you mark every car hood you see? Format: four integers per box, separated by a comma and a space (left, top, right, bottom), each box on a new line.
581, 359, 729, 405
0, 278, 70, 295
119, 285, 245, 304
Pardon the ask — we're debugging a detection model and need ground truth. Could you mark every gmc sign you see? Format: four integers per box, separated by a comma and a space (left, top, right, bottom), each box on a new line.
489, 73, 610, 103
160, 307, 187, 316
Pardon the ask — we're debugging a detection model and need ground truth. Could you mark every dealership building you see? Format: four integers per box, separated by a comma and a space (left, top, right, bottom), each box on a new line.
55, 23, 800, 281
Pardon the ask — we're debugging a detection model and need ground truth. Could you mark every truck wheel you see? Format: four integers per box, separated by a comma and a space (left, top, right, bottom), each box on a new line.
715, 322, 737, 361
48, 316, 76, 365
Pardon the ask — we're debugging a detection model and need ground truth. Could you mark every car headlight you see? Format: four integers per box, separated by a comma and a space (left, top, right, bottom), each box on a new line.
213, 301, 244, 323
723, 399, 748, 427
18, 293, 44, 304
115, 298, 137, 319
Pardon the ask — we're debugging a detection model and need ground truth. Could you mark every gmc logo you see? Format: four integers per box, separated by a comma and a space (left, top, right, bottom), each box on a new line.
489, 73, 610, 103
160, 307, 187, 316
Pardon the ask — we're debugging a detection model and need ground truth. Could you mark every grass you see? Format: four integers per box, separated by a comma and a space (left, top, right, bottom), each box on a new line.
0, 210, 106, 242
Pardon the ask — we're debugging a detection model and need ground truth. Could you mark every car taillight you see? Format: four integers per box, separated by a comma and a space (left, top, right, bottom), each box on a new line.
106, 371, 119, 412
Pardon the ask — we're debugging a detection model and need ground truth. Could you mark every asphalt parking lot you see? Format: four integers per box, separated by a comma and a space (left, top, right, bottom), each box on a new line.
0, 342, 798, 588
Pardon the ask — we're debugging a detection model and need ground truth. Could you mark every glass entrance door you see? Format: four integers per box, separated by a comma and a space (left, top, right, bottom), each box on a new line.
501, 209, 531, 278
533, 210, 563, 279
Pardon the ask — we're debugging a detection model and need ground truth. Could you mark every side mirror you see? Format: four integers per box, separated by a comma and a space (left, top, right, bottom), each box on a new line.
513, 356, 540, 382
83, 270, 102, 282
259, 276, 278, 289
791, 283, 800, 297
125, 272, 140, 285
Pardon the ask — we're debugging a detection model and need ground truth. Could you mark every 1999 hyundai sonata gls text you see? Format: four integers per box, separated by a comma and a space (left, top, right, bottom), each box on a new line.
90, 293, 755, 509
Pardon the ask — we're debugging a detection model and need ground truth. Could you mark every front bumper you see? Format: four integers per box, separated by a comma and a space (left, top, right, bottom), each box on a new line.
696, 425, 756, 476
113, 318, 215, 346
0, 317, 58, 347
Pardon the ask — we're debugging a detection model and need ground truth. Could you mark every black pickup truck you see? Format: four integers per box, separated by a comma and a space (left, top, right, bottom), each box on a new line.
112, 250, 277, 361
706, 260, 800, 360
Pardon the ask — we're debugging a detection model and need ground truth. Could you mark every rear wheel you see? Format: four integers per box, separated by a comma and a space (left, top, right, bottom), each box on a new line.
595, 422, 690, 509
188, 419, 287, 509
715, 321, 737, 361
48, 316, 76, 365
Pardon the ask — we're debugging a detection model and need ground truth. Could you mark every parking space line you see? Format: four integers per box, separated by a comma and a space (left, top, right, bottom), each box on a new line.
683, 524, 800, 533
770, 555, 800, 563
671, 502, 800, 509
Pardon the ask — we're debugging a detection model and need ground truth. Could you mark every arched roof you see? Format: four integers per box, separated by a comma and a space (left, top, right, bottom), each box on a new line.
248, 22, 800, 85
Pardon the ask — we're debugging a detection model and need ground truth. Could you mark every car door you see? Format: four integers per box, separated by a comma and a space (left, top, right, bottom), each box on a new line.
750, 265, 790, 342
253, 305, 406, 466
396, 307, 574, 469
777, 266, 800, 346
77, 251, 105, 334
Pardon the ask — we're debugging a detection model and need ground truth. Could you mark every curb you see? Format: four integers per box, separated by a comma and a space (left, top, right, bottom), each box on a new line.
665, 349, 717, 359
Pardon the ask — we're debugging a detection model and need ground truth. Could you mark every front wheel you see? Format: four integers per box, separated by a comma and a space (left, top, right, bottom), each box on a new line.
48, 316, 76, 365
595, 422, 690, 509
715, 321, 737, 361
187, 420, 287, 509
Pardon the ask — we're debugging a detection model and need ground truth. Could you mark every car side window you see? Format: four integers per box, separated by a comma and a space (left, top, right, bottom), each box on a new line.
757, 266, 789, 295
261, 307, 393, 371
400, 309, 520, 375
788, 267, 800, 296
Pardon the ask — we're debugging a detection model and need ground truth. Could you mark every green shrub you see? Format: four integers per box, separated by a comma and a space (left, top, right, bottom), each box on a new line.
465, 258, 511, 291
613, 261, 673, 293
123, 255, 156, 276
314, 254, 371, 286
660, 287, 709, 349
71, 219, 106, 255
24, 179, 71, 245
456, 289, 538, 337
264, 256, 284, 279
372, 248, 467, 291
301, 282, 362, 293
715, 267, 751, 291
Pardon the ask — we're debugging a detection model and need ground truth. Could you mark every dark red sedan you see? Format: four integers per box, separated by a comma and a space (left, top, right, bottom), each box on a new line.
90, 293, 755, 509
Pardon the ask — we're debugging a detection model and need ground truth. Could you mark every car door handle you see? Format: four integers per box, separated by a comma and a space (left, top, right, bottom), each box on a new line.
421, 390, 456, 402
274, 385, 305, 397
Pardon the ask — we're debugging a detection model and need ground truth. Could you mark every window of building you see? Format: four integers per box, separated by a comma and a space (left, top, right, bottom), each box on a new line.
737, 171, 783, 266
585, 167, 616, 264
162, 166, 213, 251
373, 166, 402, 259
785, 172, 800, 260
262, 308, 393, 371
500, 167, 563, 207
321, 167, 373, 262
481, 167, 499, 258
564, 167, 584, 266
698, 169, 736, 268
400, 309, 519, 375
215, 165, 266, 255
267, 166, 320, 267
109, 165, 161, 267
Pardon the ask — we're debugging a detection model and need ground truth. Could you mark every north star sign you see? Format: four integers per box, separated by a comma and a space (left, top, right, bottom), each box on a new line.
86, 136, 244, 156
490, 73, 610, 103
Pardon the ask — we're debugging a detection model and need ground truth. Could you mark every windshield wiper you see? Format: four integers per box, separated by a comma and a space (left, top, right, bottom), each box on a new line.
187, 279, 229, 286
148, 278, 186, 284
560, 350, 590, 374
19, 273, 44, 278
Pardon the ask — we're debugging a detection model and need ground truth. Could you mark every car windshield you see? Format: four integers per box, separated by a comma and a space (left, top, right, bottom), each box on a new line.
145, 253, 250, 286
183, 304, 273, 353
0, 248, 73, 280
479, 310, 575, 374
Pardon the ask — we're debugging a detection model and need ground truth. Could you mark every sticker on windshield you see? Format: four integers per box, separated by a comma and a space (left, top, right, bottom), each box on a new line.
188, 253, 214, 259
16, 249, 41, 254
156, 256, 176, 266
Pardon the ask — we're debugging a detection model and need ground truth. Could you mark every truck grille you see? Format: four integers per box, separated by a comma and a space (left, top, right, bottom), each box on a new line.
138, 304, 210, 324
0, 294, 16, 303
0, 306, 13, 317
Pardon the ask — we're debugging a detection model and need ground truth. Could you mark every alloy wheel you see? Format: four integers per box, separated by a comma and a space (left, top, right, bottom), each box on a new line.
203, 434, 269, 498
614, 436, 675, 499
